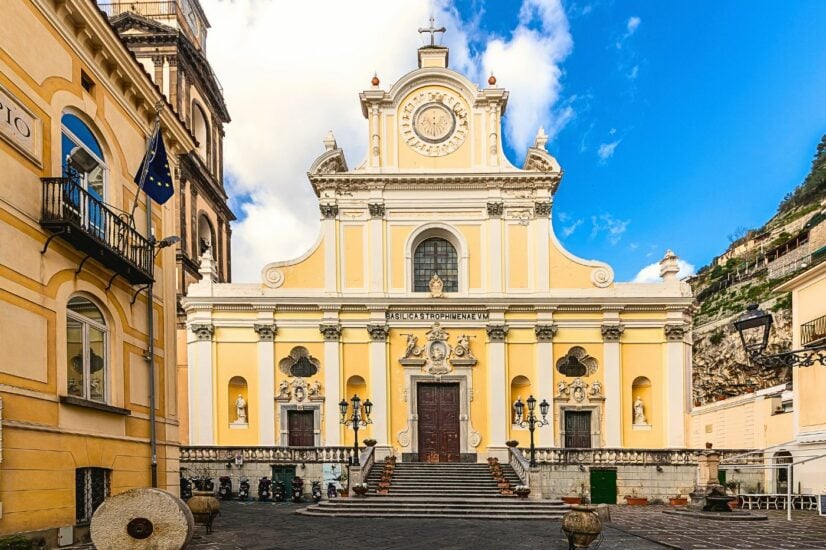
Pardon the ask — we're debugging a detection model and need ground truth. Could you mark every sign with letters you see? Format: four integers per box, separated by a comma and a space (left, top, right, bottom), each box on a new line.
385, 311, 490, 322
0, 84, 41, 167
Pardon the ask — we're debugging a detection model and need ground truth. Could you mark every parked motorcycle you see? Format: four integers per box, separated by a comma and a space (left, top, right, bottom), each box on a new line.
327, 482, 337, 499
291, 476, 304, 503
257, 477, 272, 502
202, 477, 215, 492
180, 476, 193, 500
274, 480, 287, 502
311, 480, 322, 503
238, 478, 250, 501
218, 475, 233, 500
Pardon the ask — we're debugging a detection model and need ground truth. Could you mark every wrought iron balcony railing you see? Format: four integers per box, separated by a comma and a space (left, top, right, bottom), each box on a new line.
40, 177, 153, 284
801, 314, 826, 348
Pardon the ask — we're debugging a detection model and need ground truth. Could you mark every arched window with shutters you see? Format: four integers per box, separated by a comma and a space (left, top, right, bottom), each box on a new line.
413, 237, 458, 292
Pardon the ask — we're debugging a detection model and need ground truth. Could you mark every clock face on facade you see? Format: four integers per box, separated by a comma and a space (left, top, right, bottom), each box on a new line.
413, 103, 456, 144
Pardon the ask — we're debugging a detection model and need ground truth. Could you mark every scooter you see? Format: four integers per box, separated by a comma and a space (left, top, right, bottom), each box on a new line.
291, 476, 304, 503
311, 480, 323, 503
203, 477, 215, 492
238, 478, 250, 501
327, 482, 337, 499
274, 480, 287, 502
218, 475, 233, 500
257, 477, 272, 501
180, 476, 193, 500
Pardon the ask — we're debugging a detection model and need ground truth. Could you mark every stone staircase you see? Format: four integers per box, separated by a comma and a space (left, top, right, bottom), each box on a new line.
297, 462, 569, 519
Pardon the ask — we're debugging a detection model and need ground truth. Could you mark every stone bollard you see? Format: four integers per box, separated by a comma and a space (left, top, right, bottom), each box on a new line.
91, 488, 194, 550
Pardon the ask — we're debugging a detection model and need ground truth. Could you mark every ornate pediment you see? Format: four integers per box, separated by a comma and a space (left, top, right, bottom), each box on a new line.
399, 322, 477, 375
555, 377, 603, 403
309, 148, 348, 176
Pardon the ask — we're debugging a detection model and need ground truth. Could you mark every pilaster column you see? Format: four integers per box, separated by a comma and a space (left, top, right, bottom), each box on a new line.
366, 322, 389, 446
367, 203, 385, 294
320, 322, 341, 444
486, 323, 509, 454
533, 201, 552, 291
601, 322, 624, 447
188, 322, 214, 444
534, 322, 557, 446
320, 204, 338, 293
664, 323, 687, 447
253, 321, 276, 446
486, 202, 504, 293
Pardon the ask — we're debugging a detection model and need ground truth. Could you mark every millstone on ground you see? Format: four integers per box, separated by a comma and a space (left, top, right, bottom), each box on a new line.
90, 488, 194, 550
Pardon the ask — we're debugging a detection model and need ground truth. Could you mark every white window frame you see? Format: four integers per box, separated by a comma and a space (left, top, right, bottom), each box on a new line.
67, 300, 108, 403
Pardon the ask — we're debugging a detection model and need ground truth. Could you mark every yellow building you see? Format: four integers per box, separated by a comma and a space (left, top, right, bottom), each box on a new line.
182, 42, 694, 461
0, 0, 195, 541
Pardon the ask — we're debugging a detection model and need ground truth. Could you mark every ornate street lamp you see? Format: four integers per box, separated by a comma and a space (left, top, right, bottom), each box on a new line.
734, 304, 826, 368
513, 395, 549, 467
340, 394, 373, 466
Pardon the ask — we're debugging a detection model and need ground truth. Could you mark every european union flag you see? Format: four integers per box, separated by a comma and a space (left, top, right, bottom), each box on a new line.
134, 127, 174, 205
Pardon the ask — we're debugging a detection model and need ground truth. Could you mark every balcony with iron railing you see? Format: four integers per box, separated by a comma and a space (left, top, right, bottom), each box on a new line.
802, 314, 826, 348
40, 175, 153, 284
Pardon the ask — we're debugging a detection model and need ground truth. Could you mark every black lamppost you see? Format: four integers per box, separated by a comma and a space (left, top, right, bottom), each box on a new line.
734, 304, 826, 368
513, 395, 549, 467
339, 394, 373, 466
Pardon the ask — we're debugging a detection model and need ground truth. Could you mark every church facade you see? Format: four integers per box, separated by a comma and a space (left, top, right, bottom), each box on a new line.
183, 43, 694, 460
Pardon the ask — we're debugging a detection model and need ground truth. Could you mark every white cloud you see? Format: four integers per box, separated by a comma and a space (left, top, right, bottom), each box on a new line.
597, 140, 621, 161
202, 0, 575, 281
632, 258, 696, 283
627, 65, 639, 80
616, 15, 641, 49
561, 219, 583, 237
590, 213, 629, 245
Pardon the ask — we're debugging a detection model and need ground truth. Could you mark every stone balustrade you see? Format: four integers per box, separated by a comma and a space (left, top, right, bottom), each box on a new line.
180, 446, 356, 464
521, 448, 756, 466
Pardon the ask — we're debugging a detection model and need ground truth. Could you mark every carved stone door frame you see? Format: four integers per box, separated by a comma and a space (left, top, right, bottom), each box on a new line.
396, 365, 481, 459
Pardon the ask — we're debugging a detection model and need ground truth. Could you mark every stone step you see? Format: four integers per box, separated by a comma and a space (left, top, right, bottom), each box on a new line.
314, 500, 568, 509
296, 508, 567, 520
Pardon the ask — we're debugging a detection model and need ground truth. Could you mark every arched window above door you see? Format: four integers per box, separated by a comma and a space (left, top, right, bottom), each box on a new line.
413, 237, 458, 292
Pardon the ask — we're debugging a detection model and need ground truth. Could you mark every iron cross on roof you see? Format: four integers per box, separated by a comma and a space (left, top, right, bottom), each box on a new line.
418, 16, 446, 47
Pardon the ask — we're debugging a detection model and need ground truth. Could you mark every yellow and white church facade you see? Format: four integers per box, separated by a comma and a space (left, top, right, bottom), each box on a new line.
182, 43, 695, 460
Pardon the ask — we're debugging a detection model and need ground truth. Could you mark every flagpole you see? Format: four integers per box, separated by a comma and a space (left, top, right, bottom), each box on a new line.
144, 101, 164, 489
129, 107, 163, 228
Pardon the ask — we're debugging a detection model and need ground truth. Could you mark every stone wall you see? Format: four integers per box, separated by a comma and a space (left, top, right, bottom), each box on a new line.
537, 464, 762, 502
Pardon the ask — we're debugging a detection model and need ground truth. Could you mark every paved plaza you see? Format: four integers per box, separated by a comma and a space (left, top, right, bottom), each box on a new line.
609, 505, 826, 550
185, 501, 663, 550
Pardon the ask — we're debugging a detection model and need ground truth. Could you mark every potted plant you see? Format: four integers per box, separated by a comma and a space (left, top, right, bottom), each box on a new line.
514, 485, 531, 498
497, 477, 510, 490
352, 482, 369, 496
337, 488, 348, 498
669, 494, 688, 506
487, 457, 499, 467
562, 482, 587, 505
505, 440, 519, 448
363, 438, 377, 447
625, 490, 648, 506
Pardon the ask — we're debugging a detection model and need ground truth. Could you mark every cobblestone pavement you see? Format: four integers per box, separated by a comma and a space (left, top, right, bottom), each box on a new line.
609, 505, 826, 549
185, 501, 666, 550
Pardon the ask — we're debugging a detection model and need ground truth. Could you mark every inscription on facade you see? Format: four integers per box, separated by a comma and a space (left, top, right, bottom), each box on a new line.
0, 84, 41, 166
386, 311, 490, 322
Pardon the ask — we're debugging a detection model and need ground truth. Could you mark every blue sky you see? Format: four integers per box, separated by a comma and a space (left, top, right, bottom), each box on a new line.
205, 0, 826, 282
458, 0, 826, 280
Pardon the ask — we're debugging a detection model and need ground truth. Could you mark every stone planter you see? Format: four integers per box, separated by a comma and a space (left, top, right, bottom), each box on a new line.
352, 485, 369, 497
363, 439, 377, 447
187, 490, 220, 534
561, 505, 602, 550
669, 497, 688, 506
505, 440, 519, 448
625, 496, 648, 506
562, 496, 582, 505
515, 488, 531, 498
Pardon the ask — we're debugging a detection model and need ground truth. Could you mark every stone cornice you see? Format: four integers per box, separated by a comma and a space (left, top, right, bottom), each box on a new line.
309, 172, 561, 197
42, 0, 195, 150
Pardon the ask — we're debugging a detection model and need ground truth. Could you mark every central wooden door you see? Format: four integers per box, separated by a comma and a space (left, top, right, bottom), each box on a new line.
564, 411, 592, 448
417, 383, 460, 462
288, 410, 314, 446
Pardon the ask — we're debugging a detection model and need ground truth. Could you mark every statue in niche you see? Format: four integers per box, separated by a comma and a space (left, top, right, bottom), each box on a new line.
573, 385, 585, 403
634, 396, 647, 425
235, 394, 247, 423
429, 273, 444, 298
278, 380, 291, 399
512, 396, 522, 424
